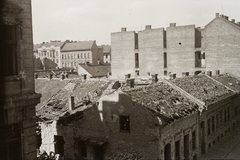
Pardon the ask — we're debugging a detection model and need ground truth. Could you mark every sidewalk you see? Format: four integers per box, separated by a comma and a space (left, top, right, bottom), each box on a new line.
200, 125, 240, 160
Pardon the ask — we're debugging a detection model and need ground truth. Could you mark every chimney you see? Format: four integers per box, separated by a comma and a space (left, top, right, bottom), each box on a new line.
182, 72, 187, 77
125, 74, 131, 79
82, 74, 87, 80
145, 25, 151, 30
170, 23, 176, 27
232, 19, 235, 23
172, 73, 176, 79
121, 27, 127, 32
224, 16, 229, 20
215, 13, 219, 18
216, 70, 220, 76
69, 95, 75, 111
151, 74, 158, 83
206, 71, 212, 76
126, 78, 134, 88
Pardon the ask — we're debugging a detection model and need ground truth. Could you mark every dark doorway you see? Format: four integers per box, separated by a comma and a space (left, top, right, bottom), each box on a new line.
201, 121, 206, 154
184, 134, 189, 160
8, 139, 22, 160
175, 140, 180, 160
78, 141, 87, 159
93, 146, 104, 160
164, 143, 171, 160
54, 135, 65, 156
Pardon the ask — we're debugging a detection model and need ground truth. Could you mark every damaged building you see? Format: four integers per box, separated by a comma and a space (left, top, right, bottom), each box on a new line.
111, 13, 240, 79
36, 73, 240, 159
0, 0, 41, 159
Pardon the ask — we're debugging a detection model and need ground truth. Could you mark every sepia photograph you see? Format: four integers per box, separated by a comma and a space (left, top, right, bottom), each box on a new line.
0, 0, 240, 159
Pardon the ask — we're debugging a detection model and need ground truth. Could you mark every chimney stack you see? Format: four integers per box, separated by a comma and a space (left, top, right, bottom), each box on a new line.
126, 78, 135, 88
170, 23, 176, 27
151, 74, 158, 83
69, 95, 75, 111
121, 27, 127, 32
216, 70, 220, 76
215, 13, 219, 18
224, 16, 229, 20
206, 71, 212, 77
145, 25, 151, 30
125, 74, 131, 79
232, 19, 235, 23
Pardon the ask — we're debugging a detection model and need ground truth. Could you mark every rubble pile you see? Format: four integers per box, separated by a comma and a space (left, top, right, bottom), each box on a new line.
124, 82, 198, 124
35, 79, 110, 121
171, 75, 233, 104
110, 152, 145, 160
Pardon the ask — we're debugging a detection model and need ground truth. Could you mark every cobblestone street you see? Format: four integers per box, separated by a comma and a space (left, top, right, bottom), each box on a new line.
200, 125, 240, 160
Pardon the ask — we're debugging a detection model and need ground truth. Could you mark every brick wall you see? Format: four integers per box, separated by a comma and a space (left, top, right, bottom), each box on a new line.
111, 30, 136, 78
138, 27, 165, 76
202, 17, 240, 78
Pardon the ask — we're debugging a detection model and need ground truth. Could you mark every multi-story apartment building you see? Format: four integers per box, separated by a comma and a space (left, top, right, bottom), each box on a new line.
36, 41, 65, 69
61, 40, 100, 69
0, 0, 41, 159
102, 45, 111, 64
111, 13, 240, 79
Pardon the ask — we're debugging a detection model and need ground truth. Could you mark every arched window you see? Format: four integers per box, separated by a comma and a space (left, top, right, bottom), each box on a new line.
88, 53, 90, 58
78, 54, 79, 59
84, 53, 86, 59
81, 53, 83, 59
56, 51, 58, 57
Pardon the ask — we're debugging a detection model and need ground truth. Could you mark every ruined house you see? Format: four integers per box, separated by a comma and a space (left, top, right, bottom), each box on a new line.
0, 0, 41, 159
36, 74, 240, 160
111, 13, 240, 79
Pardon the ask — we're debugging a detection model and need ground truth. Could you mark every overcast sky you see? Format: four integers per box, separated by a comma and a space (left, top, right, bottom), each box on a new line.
32, 0, 240, 45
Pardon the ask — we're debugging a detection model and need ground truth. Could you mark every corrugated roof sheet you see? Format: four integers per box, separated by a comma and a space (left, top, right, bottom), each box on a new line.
61, 41, 94, 52
79, 64, 110, 77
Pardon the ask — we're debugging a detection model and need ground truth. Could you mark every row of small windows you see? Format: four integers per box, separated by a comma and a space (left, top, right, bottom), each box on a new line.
165, 130, 197, 160
207, 106, 231, 136
62, 53, 90, 59
62, 61, 91, 67
38, 51, 59, 58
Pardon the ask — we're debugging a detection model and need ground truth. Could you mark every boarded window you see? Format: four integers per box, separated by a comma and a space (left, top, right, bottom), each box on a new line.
2, 25, 18, 76
120, 116, 130, 132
